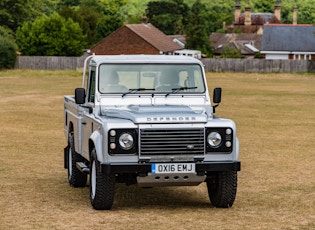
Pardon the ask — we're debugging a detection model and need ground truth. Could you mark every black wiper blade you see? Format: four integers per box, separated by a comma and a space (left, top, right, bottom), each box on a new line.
122, 88, 155, 97
165, 86, 198, 97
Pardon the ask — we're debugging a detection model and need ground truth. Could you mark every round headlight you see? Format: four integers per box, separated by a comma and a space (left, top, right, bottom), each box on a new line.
207, 132, 222, 147
118, 133, 134, 150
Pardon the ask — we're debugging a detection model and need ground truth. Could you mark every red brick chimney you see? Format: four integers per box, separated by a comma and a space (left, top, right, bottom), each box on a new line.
141, 15, 148, 24
293, 6, 298, 25
274, 0, 281, 22
234, 1, 241, 24
245, 5, 252, 26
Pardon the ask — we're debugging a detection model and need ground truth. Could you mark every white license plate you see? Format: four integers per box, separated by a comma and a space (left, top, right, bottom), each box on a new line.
151, 163, 195, 174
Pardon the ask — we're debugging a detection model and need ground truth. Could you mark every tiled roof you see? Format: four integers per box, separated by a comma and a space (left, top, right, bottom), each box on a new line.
261, 25, 315, 52
210, 33, 262, 55
126, 23, 182, 52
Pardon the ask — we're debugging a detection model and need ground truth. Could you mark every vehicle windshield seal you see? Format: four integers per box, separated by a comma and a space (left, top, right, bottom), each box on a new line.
98, 63, 206, 95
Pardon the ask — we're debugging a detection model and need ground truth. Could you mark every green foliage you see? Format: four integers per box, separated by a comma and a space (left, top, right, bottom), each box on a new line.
0, 26, 14, 40
58, 0, 126, 47
251, 0, 274, 13
119, 1, 147, 23
16, 13, 85, 56
58, 0, 80, 7
0, 26, 18, 69
96, 15, 123, 39
29, 0, 59, 15
220, 46, 245, 59
59, 6, 100, 47
184, 0, 213, 57
204, 1, 233, 34
254, 52, 263, 59
100, 0, 127, 15
81, 0, 103, 13
95, 0, 126, 40
0, 0, 59, 32
146, 0, 189, 35
2, 0, 315, 58
216, 28, 227, 33
0, 0, 34, 32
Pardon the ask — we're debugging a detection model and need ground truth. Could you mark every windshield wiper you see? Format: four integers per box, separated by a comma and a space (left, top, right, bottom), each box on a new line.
165, 86, 198, 97
122, 88, 155, 97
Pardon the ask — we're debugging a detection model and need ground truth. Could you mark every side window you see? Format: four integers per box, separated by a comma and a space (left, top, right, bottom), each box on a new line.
88, 70, 96, 103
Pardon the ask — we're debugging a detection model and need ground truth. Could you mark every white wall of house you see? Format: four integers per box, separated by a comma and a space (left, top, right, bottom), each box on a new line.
263, 51, 315, 60
264, 53, 288, 60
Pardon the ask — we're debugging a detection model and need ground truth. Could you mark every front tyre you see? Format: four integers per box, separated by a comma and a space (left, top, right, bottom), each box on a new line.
90, 148, 115, 210
68, 134, 87, 187
207, 171, 237, 208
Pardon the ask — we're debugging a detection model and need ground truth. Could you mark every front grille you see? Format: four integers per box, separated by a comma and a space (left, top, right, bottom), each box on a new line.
140, 129, 205, 156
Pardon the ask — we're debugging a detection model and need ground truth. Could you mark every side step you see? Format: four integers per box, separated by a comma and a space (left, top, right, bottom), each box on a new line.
76, 162, 90, 174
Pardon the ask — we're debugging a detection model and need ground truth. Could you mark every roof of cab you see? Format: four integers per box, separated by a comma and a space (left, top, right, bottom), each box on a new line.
88, 54, 202, 66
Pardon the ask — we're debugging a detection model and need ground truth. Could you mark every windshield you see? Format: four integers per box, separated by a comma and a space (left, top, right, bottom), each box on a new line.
98, 64, 205, 94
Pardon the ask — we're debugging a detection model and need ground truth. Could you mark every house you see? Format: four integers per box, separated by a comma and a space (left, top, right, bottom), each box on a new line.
90, 21, 183, 55
231, 0, 282, 34
210, 0, 281, 58
260, 24, 315, 60
210, 1, 304, 59
210, 33, 262, 58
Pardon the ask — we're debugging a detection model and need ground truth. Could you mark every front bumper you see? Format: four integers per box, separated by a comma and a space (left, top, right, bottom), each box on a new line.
100, 161, 241, 175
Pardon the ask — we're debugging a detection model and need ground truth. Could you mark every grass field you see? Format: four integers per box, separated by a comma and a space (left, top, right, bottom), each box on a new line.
0, 70, 314, 229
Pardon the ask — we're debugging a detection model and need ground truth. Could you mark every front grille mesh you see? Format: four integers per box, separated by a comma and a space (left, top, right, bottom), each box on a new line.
140, 129, 205, 156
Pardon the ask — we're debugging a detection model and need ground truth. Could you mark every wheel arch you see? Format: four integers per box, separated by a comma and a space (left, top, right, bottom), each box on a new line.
234, 137, 240, 161
89, 131, 104, 163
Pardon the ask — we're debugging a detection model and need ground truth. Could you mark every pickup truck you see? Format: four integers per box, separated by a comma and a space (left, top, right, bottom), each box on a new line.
64, 55, 241, 210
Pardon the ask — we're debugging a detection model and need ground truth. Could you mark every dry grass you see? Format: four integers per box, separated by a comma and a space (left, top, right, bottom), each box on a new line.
0, 70, 314, 230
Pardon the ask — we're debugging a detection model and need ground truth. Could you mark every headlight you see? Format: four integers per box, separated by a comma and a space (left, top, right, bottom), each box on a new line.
118, 133, 134, 150
206, 128, 233, 153
207, 132, 222, 147
108, 129, 137, 154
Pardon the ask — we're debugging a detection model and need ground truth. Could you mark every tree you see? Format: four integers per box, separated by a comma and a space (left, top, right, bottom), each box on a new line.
95, 0, 126, 40
205, 1, 233, 34
16, 13, 85, 56
58, 0, 80, 7
0, 26, 18, 69
146, 0, 189, 35
96, 15, 123, 39
253, 0, 274, 13
59, 6, 100, 47
184, 0, 213, 57
0, 0, 58, 32
0, 0, 35, 32
119, 1, 146, 23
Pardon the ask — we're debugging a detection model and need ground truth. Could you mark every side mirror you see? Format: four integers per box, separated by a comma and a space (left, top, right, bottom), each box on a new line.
213, 87, 222, 104
75, 88, 85, 104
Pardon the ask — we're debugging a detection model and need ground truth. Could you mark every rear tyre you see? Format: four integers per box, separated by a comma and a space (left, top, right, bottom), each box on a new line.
67, 134, 87, 187
207, 171, 237, 208
90, 148, 115, 210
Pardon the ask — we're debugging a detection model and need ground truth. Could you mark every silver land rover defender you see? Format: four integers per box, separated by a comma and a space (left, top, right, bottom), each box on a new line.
64, 55, 241, 210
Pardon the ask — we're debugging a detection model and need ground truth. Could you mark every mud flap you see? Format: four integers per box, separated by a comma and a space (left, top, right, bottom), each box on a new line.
64, 146, 69, 169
